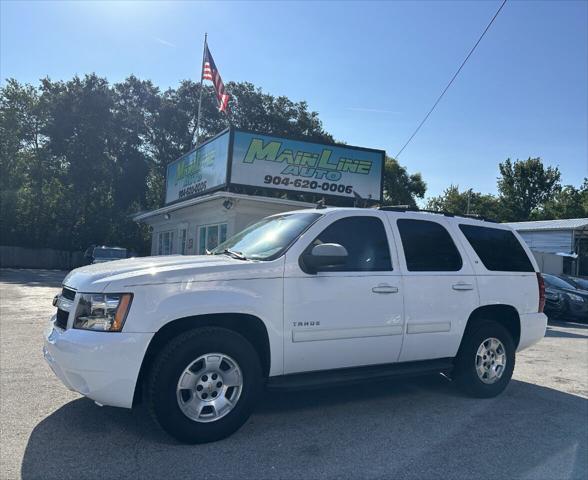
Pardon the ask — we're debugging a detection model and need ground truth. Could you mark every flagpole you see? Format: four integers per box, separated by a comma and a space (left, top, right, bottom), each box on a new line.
194, 32, 207, 147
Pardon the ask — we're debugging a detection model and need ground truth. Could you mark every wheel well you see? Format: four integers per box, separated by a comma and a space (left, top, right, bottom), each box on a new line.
133, 313, 271, 406
460, 305, 521, 352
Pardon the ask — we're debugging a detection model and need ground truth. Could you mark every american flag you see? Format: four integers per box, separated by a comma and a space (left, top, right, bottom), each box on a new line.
202, 44, 230, 113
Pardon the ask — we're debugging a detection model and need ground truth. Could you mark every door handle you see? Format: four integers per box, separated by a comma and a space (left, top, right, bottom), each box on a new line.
452, 282, 474, 291
372, 284, 399, 294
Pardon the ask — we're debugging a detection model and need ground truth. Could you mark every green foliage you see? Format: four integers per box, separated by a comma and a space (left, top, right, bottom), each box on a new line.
533, 179, 588, 220
497, 157, 562, 221
1, 76, 425, 253
427, 160, 586, 222
382, 157, 426, 208
426, 185, 505, 220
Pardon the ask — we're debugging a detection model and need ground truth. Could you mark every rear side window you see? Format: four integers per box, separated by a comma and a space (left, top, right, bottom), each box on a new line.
459, 224, 534, 272
310, 216, 392, 271
397, 219, 462, 271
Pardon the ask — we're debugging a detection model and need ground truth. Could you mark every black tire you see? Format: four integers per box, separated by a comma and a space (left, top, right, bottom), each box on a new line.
454, 320, 515, 398
147, 327, 262, 444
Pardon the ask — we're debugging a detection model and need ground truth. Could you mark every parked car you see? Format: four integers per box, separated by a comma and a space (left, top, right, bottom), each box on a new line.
542, 273, 588, 321
561, 275, 588, 291
84, 245, 127, 264
46, 208, 547, 443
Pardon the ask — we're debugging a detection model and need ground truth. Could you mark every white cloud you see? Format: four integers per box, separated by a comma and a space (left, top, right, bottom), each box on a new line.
154, 37, 176, 48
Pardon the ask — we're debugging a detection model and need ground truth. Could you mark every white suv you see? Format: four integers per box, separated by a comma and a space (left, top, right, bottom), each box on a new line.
44, 207, 547, 443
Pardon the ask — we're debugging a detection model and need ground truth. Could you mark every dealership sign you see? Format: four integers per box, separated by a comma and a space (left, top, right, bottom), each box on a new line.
165, 131, 230, 204
165, 129, 384, 204
230, 132, 383, 201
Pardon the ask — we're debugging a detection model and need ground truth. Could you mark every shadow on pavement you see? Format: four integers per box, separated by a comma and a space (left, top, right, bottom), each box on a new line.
548, 319, 588, 329
546, 327, 588, 339
0, 269, 67, 288
21, 377, 588, 480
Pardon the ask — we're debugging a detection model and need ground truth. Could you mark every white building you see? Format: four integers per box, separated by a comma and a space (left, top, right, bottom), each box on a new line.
505, 218, 588, 276
134, 128, 385, 256
134, 191, 314, 256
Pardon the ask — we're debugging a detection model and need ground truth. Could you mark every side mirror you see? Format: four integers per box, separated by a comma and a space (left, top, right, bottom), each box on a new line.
302, 243, 348, 274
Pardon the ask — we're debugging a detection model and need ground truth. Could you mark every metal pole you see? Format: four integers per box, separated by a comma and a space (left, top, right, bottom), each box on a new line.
194, 33, 207, 147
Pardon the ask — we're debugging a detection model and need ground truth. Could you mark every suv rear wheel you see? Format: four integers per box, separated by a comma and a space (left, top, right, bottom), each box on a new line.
147, 327, 262, 443
454, 320, 515, 398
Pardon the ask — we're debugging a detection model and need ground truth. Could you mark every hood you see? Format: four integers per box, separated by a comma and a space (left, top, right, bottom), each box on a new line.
563, 287, 588, 299
547, 285, 588, 299
63, 255, 282, 292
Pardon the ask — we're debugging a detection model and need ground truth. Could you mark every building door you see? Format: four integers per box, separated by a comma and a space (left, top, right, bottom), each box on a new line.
158, 230, 175, 255
179, 227, 188, 255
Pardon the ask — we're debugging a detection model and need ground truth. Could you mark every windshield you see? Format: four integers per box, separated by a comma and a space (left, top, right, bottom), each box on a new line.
94, 248, 126, 259
543, 274, 576, 290
212, 213, 322, 260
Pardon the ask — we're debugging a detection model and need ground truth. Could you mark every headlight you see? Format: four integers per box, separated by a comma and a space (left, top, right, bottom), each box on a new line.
567, 293, 585, 303
74, 293, 133, 332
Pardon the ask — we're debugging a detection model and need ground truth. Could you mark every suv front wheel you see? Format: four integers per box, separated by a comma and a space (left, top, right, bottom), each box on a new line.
147, 327, 262, 443
454, 320, 516, 398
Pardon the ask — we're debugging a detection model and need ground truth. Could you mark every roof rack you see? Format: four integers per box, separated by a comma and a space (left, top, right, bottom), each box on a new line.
378, 206, 498, 223
315, 198, 327, 210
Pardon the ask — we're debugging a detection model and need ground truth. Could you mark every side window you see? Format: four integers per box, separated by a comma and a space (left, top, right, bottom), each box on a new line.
459, 224, 534, 272
309, 216, 392, 272
397, 219, 462, 272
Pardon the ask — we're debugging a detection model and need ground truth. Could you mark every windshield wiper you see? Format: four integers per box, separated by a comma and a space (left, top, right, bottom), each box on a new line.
216, 248, 247, 260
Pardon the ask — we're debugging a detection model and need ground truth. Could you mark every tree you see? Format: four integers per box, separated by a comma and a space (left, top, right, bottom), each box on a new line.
226, 82, 333, 143
497, 157, 561, 221
426, 185, 504, 220
382, 157, 426, 207
3, 75, 421, 254
0, 79, 54, 247
533, 179, 588, 219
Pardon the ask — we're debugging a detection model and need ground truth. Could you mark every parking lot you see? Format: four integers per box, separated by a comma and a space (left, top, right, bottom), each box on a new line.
1, 268, 587, 480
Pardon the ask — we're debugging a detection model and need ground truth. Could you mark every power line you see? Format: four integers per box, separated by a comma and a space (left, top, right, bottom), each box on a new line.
395, 0, 508, 158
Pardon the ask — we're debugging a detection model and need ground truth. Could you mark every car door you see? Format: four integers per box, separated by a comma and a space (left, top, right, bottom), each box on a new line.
283, 211, 404, 374
389, 215, 480, 362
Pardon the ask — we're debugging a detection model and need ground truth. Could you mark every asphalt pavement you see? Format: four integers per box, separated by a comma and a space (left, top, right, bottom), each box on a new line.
1, 268, 587, 480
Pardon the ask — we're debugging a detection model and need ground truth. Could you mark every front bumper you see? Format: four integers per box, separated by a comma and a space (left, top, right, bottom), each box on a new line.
517, 312, 548, 351
545, 296, 588, 321
43, 316, 153, 408
567, 299, 588, 320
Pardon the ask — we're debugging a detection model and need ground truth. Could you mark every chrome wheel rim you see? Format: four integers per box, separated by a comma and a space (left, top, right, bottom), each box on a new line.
475, 337, 507, 384
176, 353, 243, 423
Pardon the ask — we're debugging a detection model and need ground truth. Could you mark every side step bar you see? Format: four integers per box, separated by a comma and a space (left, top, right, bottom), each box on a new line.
266, 358, 454, 391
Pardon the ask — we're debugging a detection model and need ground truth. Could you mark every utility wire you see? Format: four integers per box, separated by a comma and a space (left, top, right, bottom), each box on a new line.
395, 0, 508, 158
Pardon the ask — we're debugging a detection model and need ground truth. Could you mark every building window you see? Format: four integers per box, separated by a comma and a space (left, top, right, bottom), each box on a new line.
198, 223, 228, 254
158, 230, 175, 255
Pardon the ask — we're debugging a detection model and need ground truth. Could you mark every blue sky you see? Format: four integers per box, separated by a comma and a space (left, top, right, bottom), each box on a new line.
1, 0, 587, 199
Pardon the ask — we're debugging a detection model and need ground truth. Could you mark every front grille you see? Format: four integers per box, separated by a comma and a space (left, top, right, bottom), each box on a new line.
62, 287, 76, 301
55, 309, 69, 329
